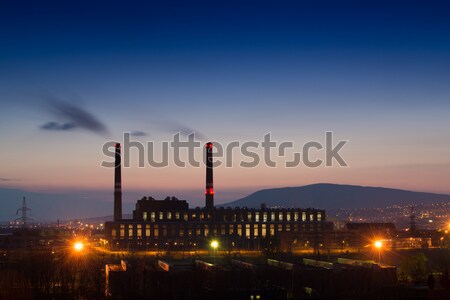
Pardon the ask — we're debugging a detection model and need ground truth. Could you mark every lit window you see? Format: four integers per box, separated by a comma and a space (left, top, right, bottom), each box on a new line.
204, 225, 209, 237
145, 225, 150, 237
175, 212, 180, 220
167, 212, 172, 220
255, 212, 260, 222
112, 229, 116, 238
137, 225, 142, 238
294, 212, 299, 221
151, 212, 156, 222
245, 224, 250, 238
302, 212, 306, 221
254, 224, 259, 237
263, 212, 268, 222
271, 212, 275, 221
248, 212, 252, 222
279, 212, 283, 221
317, 213, 322, 221
143, 212, 147, 221
237, 224, 242, 236
159, 212, 163, 220
310, 214, 314, 221
128, 225, 133, 237
229, 224, 234, 235
270, 224, 275, 236
262, 224, 267, 237
286, 212, 291, 221
154, 225, 159, 237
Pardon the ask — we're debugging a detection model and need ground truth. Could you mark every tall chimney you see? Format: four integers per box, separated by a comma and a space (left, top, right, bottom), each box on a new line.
205, 142, 214, 209
114, 143, 122, 221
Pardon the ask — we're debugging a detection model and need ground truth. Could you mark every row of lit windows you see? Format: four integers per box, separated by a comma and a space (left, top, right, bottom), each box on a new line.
111, 222, 322, 239
141, 210, 322, 222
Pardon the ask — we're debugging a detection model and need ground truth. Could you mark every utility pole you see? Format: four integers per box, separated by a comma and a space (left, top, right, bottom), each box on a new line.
16, 197, 31, 228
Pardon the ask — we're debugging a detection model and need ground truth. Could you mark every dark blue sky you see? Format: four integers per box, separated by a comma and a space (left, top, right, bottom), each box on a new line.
0, 0, 450, 215
2, 1, 450, 64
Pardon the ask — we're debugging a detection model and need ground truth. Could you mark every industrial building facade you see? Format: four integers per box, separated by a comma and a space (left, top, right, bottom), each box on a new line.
105, 142, 332, 250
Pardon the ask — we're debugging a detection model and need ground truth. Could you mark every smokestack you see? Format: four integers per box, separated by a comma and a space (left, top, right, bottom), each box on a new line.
114, 143, 122, 221
205, 142, 214, 209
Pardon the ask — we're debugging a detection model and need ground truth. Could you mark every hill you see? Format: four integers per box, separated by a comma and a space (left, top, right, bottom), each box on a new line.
221, 183, 450, 210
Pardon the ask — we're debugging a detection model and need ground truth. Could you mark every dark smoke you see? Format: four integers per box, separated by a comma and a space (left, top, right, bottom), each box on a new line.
46, 96, 109, 136
130, 130, 148, 137
40, 122, 77, 131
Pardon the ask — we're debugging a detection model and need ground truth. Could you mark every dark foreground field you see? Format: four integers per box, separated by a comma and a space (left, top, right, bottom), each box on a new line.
1, 247, 450, 299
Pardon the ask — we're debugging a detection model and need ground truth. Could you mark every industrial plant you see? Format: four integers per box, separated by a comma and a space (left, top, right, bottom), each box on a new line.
105, 142, 332, 251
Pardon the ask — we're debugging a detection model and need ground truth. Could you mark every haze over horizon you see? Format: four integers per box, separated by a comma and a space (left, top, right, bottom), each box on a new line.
1, 0, 450, 214
2, 182, 450, 222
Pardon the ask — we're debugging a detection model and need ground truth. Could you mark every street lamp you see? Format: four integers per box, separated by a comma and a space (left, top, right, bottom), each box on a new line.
374, 240, 382, 264
210, 240, 219, 264
73, 241, 84, 252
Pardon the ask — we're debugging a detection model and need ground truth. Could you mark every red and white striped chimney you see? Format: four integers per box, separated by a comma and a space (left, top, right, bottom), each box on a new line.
205, 142, 214, 209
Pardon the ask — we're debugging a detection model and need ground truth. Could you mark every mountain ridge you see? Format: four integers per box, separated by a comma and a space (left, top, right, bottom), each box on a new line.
220, 183, 450, 210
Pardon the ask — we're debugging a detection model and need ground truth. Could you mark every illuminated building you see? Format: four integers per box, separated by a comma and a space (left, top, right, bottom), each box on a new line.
105, 143, 332, 250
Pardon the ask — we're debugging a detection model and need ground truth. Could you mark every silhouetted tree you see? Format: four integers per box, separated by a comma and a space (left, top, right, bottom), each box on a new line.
400, 253, 428, 285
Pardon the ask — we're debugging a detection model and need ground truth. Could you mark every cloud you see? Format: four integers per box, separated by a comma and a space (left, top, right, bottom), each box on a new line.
130, 130, 147, 137
45, 96, 109, 136
40, 122, 77, 131
0, 178, 11, 182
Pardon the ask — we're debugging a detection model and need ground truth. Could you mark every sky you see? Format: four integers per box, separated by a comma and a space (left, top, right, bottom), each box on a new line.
1, 0, 450, 214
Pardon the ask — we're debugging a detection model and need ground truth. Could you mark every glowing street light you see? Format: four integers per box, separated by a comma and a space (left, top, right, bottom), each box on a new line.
211, 240, 219, 249
211, 240, 219, 264
374, 240, 383, 264
73, 241, 84, 252
374, 240, 382, 249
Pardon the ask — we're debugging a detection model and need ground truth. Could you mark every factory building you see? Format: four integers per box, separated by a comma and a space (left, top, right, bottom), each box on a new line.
105, 142, 332, 251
